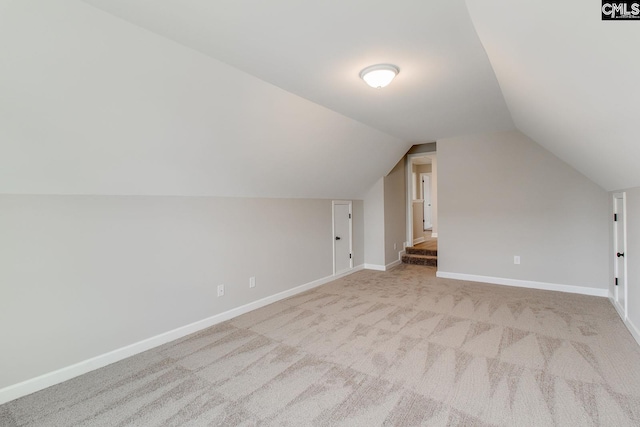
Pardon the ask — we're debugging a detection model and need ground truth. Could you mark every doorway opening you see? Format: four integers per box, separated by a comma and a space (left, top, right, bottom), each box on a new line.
420, 172, 433, 231
403, 153, 438, 267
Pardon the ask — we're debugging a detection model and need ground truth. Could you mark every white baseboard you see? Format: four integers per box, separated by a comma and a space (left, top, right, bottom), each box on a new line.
0, 266, 363, 405
385, 259, 402, 270
609, 294, 640, 348
412, 237, 425, 245
431, 232, 438, 238
365, 253, 405, 272
436, 271, 609, 297
626, 317, 640, 347
610, 294, 626, 320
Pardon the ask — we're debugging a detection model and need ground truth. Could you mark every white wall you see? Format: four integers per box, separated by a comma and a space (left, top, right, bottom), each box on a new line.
614, 188, 640, 342
437, 130, 609, 290
0, 195, 362, 391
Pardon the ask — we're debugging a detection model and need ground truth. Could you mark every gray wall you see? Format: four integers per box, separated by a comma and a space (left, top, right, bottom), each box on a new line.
437, 130, 609, 289
384, 159, 406, 265
362, 158, 408, 268
363, 178, 385, 266
352, 200, 365, 267
0, 195, 361, 389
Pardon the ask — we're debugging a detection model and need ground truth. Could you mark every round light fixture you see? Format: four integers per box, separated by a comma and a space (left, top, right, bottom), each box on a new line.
359, 64, 399, 88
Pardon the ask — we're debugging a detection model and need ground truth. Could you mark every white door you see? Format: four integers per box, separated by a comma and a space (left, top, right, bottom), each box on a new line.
333, 201, 352, 275
421, 173, 432, 230
613, 193, 627, 318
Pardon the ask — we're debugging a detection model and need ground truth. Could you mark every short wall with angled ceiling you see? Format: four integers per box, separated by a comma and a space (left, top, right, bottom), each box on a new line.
436, 130, 609, 295
0, 195, 365, 402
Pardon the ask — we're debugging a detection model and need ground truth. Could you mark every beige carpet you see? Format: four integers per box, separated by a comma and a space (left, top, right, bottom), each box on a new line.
2, 265, 640, 426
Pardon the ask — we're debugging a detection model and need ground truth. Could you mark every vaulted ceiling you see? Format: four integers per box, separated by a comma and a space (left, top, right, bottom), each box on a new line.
467, 0, 640, 191
82, 0, 514, 144
1, 0, 638, 198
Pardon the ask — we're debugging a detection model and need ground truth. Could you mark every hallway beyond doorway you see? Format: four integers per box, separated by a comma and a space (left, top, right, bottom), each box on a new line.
402, 234, 437, 266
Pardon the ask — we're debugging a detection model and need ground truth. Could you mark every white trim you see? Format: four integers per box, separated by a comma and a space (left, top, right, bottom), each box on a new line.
431, 232, 438, 238
413, 237, 425, 245
610, 294, 627, 323
0, 266, 363, 405
610, 292, 640, 346
406, 152, 436, 252
385, 259, 402, 270
626, 317, 640, 347
365, 251, 405, 272
436, 271, 609, 297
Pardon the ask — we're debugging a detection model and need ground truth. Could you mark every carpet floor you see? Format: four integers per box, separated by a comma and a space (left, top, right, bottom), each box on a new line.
2, 265, 640, 426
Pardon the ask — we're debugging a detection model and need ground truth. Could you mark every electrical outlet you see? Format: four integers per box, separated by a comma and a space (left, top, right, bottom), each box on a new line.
514, 256, 521, 265
249, 276, 256, 288
217, 284, 225, 297
394, 243, 397, 250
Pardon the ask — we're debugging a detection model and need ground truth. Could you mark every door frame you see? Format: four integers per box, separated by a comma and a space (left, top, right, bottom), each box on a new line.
613, 192, 628, 319
332, 200, 353, 275
406, 152, 436, 248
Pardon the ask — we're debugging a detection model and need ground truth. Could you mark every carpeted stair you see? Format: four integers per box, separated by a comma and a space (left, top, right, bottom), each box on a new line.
402, 246, 437, 266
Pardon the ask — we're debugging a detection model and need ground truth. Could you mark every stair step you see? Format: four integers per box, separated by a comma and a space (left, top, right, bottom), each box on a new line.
401, 254, 437, 266
405, 247, 437, 256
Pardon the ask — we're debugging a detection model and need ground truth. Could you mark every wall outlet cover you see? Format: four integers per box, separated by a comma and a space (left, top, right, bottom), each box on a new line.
249, 277, 256, 288
217, 284, 225, 296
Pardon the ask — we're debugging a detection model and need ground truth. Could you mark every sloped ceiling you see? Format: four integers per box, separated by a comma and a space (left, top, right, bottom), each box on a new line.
0, 0, 411, 199
82, 0, 514, 144
466, 0, 640, 191
11, 1, 634, 198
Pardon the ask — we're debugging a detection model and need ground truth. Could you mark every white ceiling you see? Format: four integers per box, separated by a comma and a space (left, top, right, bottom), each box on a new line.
82, 0, 514, 144
0, 0, 409, 199
2, 0, 639, 197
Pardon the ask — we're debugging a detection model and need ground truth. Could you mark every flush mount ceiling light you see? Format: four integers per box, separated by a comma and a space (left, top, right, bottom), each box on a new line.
359, 64, 399, 88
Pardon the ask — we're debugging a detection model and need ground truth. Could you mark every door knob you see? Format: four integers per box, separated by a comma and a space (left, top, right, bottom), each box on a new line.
617, 252, 625, 257
335, 236, 341, 240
